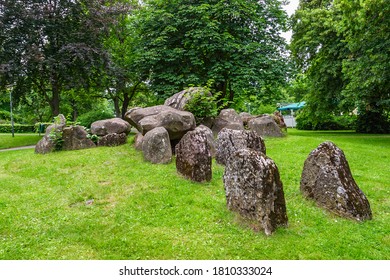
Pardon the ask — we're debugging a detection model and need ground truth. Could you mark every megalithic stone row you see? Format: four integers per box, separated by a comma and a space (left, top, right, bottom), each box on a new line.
223, 148, 288, 235
300, 141, 372, 221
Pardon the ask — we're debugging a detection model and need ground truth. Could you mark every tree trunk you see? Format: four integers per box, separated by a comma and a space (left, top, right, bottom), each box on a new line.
113, 96, 121, 118
50, 76, 61, 117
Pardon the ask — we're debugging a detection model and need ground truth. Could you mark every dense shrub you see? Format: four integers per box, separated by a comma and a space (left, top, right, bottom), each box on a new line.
76, 110, 114, 128
0, 124, 36, 133
296, 110, 356, 130
356, 111, 390, 134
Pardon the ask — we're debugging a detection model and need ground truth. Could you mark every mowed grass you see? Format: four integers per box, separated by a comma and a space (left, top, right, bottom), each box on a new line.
0, 129, 388, 260
0, 133, 42, 149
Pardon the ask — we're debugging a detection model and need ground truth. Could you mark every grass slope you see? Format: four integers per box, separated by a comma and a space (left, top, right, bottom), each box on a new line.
0, 133, 42, 149
0, 130, 389, 260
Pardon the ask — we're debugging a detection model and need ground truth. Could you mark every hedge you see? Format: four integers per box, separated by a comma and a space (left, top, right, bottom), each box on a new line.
0, 124, 36, 133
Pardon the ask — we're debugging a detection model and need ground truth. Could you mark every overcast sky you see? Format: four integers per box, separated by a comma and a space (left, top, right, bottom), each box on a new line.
281, 0, 300, 42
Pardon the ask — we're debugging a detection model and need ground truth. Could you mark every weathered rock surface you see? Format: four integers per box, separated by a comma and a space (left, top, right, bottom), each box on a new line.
273, 111, 287, 131
216, 128, 266, 165
124, 105, 196, 140
195, 125, 216, 157
239, 112, 257, 128
300, 141, 372, 221
133, 133, 144, 150
35, 114, 67, 154
97, 133, 127, 147
164, 87, 210, 110
91, 118, 131, 136
212, 109, 244, 137
142, 127, 172, 164
62, 125, 96, 151
248, 115, 284, 137
223, 148, 288, 235
176, 130, 212, 182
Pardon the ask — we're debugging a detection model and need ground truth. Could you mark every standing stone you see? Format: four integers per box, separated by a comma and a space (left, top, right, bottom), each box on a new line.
248, 115, 284, 137
62, 125, 96, 151
175, 130, 212, 182
194, 125, 216, 157
216, 128, 266, 165
223, 149, 288, 235
211, 109, 244, 137
142, 127, 172, 164
300, 141, 372, 221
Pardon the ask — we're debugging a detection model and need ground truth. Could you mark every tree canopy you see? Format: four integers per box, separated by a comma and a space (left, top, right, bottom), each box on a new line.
134, 0, 290, 105
0, 0, 127, 117
291, 0, 390, 133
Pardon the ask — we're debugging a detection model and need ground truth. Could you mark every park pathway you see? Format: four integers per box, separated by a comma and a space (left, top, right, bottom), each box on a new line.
0, 145, 35, 152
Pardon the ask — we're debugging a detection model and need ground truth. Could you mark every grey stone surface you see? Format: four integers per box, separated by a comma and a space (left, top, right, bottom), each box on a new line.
194, 125, 216, 157
211, 109, 244, 137
300, 141, 372, 221
223, 148, 288, 235
164, 87, 210, 110
97, 133, 127, 147
216, 128, 266, 165
62, 125, 96, 151
142, 127, 172, 164
35, 114, 67, 154
124, 105, 196, 140
248, 115, 284, 137
133, 133, 144, 151
175, 129, 212, 182
91, 118, 131, 136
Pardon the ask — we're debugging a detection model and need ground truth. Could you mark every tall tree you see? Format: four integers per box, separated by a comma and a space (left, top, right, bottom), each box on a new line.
291, 0, 389, 133
0, 0, 121, 117
337, 0, 390, 133
134, 0, 289, 105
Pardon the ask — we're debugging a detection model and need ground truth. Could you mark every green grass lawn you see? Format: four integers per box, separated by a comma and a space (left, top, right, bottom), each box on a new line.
0, 129, 388, 260
0, 133, 42, 149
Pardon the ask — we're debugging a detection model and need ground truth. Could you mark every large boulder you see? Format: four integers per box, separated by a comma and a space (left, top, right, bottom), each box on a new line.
211, 109, 244, 137
97, 133, 127, 147
142, 127, 172, 164
124, 105, 196, 140
164, 87, 210, 110
223, 148, 288, 235
91, 118, 131, 136
300, 141, 372, 221
216, 128, 266, 165
175, 129, 212, 182
239, 112, 256, 128
194, 125, 216, 157
62, 125, 96, 151
35, 114, 67, 154
248, 115, 284, 137
273, 111, 287, 131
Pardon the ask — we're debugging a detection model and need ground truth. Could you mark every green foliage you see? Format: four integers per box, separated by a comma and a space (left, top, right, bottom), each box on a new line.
296, 109, 357, 131
183, 84, 225, 124
134, 0, 289, 103
290, 0, 390, 133
76, 110, 115, 128
0, 131, 389, 259
0, 124, 35, 133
